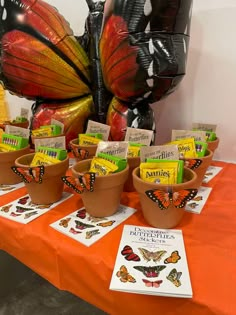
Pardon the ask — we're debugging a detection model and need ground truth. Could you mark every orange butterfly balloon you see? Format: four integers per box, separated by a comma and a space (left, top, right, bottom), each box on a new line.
145, 188, 198, 210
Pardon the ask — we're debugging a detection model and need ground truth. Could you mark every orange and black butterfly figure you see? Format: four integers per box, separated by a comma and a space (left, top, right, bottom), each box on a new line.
0, 0, 192, 145
138, 248, 166, 263
142, 279, 163, 288
11, 166, 45, 184
145, 188, 198, 210
164, 251, 181, 264
116, 265, 136, 283
184, 159, 202, 170
62, 172, 96, 194
133, 265, 166, 278
121, 245, 141, 262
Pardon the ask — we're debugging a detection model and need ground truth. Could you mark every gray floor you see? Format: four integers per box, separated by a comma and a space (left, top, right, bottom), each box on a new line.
0, 252, 108, 315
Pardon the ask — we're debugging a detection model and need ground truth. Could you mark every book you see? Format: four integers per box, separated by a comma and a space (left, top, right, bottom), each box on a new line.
50, 205, 136, 247
109, 225, 192, 298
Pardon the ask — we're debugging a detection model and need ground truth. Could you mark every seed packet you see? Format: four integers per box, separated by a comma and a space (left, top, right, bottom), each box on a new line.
124, 127, 153, 145
96, 141, 129, 159
168, 138, 197, 158
171, 129, 206, 142
86, 120, 111, 141
140, 144, 179, 162
89, 157, 118, 175
144, 159, 184, 184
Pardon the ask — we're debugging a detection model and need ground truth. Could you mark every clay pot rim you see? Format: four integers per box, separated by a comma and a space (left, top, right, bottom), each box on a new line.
72, 158, 129, 179
132, 166, 198, 190
0, 145, 30, 156
14, 152, 69, 169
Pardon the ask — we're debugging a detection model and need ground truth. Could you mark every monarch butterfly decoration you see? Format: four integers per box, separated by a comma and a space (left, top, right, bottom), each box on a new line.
62, 172, 96, 194
11, 166, 45, 184
0, 0, 193, 146
145, 188, 198, 210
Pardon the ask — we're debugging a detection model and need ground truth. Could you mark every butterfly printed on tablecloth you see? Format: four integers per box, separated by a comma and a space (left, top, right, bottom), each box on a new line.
145, 188, 198, 210
11, 166, 45, 184
62, 172, 96, 194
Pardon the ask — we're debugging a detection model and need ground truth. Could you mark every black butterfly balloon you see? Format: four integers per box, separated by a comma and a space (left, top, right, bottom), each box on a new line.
0, 0, 192, 145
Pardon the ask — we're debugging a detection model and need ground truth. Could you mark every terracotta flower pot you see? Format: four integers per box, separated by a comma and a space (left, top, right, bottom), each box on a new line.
0, 145, 30, 185
207, 137, 219, 153
184, 149, 213, 188
69, 139, 97, 161
14, 153, 69, 204
71, 159, 129, 217
123, 156, 140, 192
133, 167, 198, 229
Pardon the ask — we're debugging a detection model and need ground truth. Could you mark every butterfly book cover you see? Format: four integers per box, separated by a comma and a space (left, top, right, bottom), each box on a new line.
109, 225, 192, 298
50, 205, 136, 247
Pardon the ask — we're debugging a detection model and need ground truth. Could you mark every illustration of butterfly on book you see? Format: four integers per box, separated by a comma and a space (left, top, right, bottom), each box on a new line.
116, 245, 183, 289
110, 225, 192, 298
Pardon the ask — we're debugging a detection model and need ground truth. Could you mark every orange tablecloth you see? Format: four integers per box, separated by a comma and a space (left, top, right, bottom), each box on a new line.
0, 160, 235, 315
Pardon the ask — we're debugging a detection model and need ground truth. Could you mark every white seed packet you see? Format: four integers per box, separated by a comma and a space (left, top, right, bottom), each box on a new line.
95, 141, 129, 159
171, 129, 206, 142
124, 127, 153, 145
140, 144, 180, 162
34, 135, 66, 150
86, 120, 111, 141
5, 125, 30, 139
192, 123, 217, 132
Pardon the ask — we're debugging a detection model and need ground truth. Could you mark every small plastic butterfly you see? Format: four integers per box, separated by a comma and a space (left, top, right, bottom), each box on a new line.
116, 265, 136, 283
133, 265, 166, 278
11, 166, 45, 184
97, 220, 115, 227
142, 279, 163, 288
164, 251, 181, 264
184, 159, 202, 170
121, 245, 141, 262
145, 188, 198, 210
74, 220, 95, 230
62, 172, 96, 194
166, 268, 182, 287
138, 248, 167, 263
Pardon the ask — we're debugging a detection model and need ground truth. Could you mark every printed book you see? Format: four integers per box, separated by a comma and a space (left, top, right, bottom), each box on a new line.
109, 225, 192, 298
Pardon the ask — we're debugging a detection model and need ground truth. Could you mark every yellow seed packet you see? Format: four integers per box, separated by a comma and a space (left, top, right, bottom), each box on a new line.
78, 134, 101, 145
140, 162, 177, 184
89, 157, 118, 175
30, 152, 61, 166
168, 138, 197, 158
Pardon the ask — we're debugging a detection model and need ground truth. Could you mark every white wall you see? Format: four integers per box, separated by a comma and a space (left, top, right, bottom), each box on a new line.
6, 0, 236, 162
